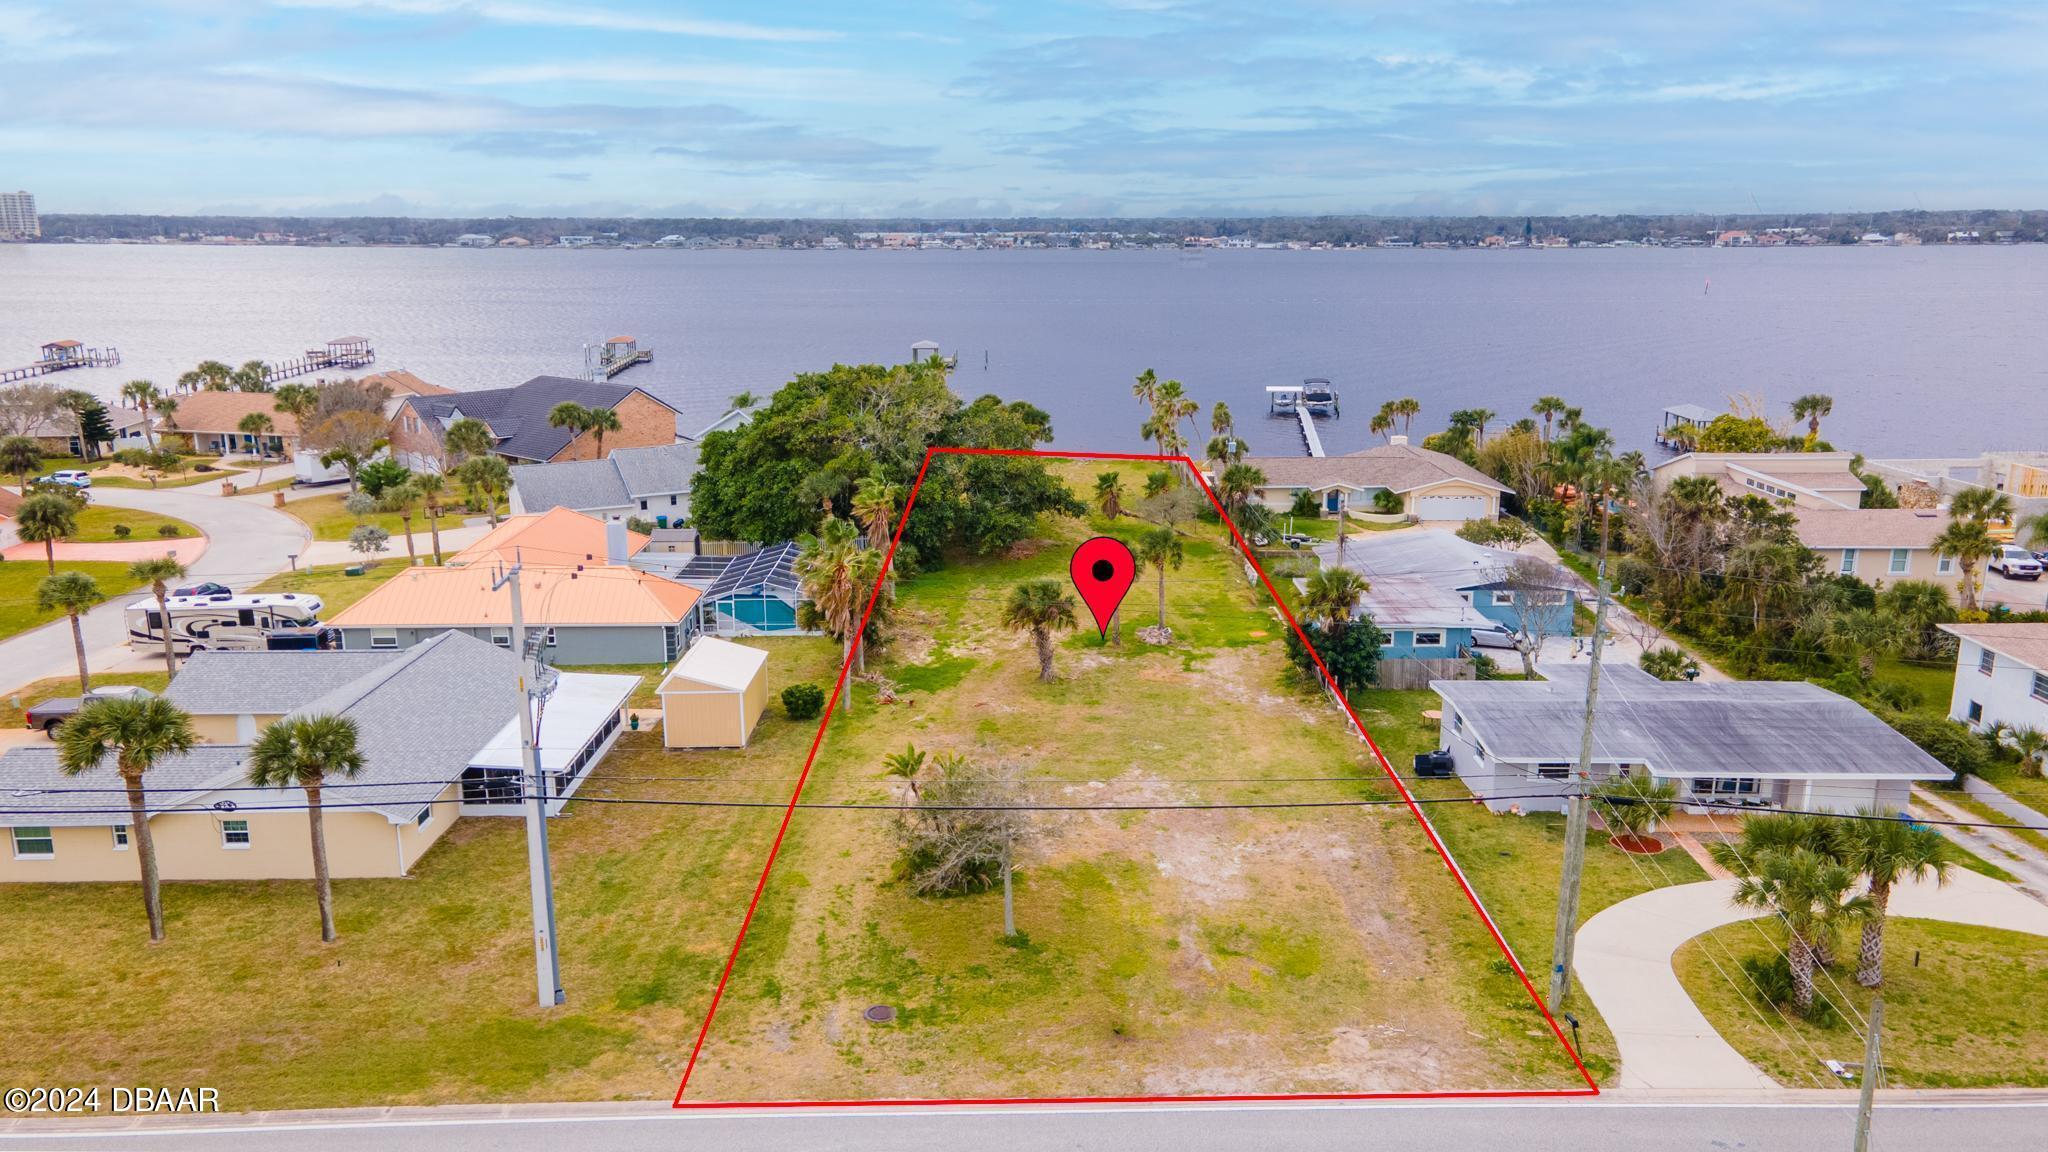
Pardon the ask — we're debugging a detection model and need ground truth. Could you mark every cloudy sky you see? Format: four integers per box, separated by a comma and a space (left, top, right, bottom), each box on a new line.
6, 0, 2048, 217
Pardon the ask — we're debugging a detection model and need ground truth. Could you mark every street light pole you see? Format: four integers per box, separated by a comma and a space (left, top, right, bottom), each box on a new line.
496, 555, 563, 1008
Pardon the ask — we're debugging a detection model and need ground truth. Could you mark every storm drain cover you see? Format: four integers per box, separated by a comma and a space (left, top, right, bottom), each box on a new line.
863, 1005, 896, 1024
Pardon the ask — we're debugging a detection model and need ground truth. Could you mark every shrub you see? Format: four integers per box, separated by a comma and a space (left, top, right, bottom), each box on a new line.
1283, 617, 1385, 694
781, 683, 825, 720
1639, 646, 1691, 680
627, 516, 656, 534
1885, 712, 1988, 779
1288, 490, 1321, 519
343, 490, 377, 519
113, 448, 151, 468
1371, 488, 1404, 515
1457, 518, 1534, 549
1739, 954, 1842, 1027
348, 523, 391, 557
156, 522, 180, 537
112, 523, 131, 538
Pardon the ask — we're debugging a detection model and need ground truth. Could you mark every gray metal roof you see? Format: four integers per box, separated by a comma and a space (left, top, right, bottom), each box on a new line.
1434, 665, 1954, 782
705, 542, 801, 600
163, 650, 404, 715
1315, 529, 1570, 630
510, 456, 630, 514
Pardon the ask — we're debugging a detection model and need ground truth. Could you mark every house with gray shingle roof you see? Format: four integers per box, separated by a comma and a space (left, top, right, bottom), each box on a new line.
389, 374, 683, 469
1244, 437, 1510, 522
509, 441, 699, 524
0, 632, 640, 883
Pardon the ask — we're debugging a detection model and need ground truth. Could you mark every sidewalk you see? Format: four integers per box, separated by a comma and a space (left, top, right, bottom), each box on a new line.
1, 538, 205, 564
1913, 786, 2048, 901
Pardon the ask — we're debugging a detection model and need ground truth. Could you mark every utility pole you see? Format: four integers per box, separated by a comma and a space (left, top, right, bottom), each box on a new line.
496, 555, 563, 1008
1853, 997, 1884, 1152
1549, 496, 1615, 1010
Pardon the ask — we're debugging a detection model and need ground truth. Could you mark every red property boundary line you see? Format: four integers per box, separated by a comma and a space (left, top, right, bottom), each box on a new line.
671, 446, 1600, 1109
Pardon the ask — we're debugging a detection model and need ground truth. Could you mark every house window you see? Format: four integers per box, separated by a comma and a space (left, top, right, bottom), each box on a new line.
1889, 548, 1910, 575
1489, 590, 1516, 607
1839, 549, 1857, 575
1937, 554, 1954, 575
112, 825, 130, 850
220, 820, 251, 849
1413, 631, 1444, 647
11, 827, 54, 859
1382, 631, 1399, 647
2034, 673, 2048, 704
1691, 777, 1761, 797
668, 495, 678, 506
1536, 766, 1571, 781
370, 629, 398, 649
1967, 701, 1984, 723
1980, 648, 1997, 675
491, 630, 511, 648
1451, 711, 1463, 732
639, 499, 648, 510
543, 627, 557, 646
415, 806, 433, 828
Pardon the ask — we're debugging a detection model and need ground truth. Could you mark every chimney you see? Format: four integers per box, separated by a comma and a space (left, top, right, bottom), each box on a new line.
1389, 434, 1409, 447
605, 517, 629, 566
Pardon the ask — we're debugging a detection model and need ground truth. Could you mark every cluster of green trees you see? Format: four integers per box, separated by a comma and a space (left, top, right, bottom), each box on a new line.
166, 359, 272, 394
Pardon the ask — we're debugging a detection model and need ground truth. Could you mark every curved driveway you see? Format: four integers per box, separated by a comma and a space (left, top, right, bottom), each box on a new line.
0, 486, 308, 693
1576, 869, 2048, 1090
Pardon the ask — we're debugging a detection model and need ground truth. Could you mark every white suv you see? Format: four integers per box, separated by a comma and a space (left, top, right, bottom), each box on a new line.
1990, 545, 2044, 580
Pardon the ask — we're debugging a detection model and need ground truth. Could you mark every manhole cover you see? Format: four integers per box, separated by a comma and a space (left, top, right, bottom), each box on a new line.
863, 1004, 896, 1024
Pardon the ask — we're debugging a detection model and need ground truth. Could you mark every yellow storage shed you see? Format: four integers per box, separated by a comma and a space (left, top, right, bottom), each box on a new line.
659, 637, 770, 749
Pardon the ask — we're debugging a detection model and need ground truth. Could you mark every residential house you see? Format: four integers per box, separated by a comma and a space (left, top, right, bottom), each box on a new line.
0, 633, 639, 882
1791, 506, 1962, 590
1649, 451, 1868, 510
26, 407, 150, 457
509, 441, 700, 524
1432, 664, 1952, 816
1316, 529, 1576, 688
1243, 438, 1512, 522
443, 507, 648, 570
161, 391, 297, 457
1940, 623, 2048, 734
327, 559, 701, 663
388, 375, 681, 471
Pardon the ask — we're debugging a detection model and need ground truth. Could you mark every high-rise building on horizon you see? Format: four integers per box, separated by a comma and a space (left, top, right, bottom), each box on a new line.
0, 191, 40, 240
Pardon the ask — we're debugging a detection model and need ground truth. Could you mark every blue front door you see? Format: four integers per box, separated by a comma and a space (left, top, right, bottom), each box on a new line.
1324, 490, 1342, 513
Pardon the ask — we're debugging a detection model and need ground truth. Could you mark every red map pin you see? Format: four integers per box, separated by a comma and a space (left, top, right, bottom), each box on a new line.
1070, 536, 1138, 638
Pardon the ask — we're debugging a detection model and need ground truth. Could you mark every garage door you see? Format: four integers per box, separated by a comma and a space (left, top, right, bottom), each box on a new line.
1412, 495, 1491, 521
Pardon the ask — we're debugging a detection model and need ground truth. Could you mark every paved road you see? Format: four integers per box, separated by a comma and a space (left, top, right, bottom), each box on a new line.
3, 1096, 2042, 1151
0, 486, 306, 695
1576, 871, 2048, 1092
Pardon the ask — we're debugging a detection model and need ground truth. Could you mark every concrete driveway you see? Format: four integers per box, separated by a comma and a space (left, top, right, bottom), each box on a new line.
1575, 869, 2048, 1090
0, 485, 308, 698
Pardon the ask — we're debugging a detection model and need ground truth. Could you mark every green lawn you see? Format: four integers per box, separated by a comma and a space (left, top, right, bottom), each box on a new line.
0, 671, 173, 728
1677, 918, 2048, 1088
0, 560, 145, 644
249, 561, 411, 617
69, 504, 199, 544
288, 492, 504, 542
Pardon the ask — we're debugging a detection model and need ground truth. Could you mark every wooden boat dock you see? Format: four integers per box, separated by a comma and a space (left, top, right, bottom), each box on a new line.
2, 340, 121, 383
587, 336, 653, 380
262, 337, 375, 385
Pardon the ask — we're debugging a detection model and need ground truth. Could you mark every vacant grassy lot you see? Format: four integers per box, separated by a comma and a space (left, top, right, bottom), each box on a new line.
289, 492, 506, 542
250, 561, 409, 617
69, 505, 198, 543
1676, 918, 2048, 1088
0, 561, 144, 644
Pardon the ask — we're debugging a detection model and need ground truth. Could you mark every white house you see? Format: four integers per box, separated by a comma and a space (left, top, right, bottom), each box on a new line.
1941, 623, 2048, 734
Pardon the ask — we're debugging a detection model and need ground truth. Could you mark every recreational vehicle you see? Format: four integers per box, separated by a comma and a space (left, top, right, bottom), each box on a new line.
125, 592, 327, 654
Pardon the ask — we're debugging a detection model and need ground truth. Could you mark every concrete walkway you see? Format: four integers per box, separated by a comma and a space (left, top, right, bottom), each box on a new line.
1914, 786, 2048, 901
0, 485, 308, 698
1576, 869, 2048, 1091
0, 538, 205, 564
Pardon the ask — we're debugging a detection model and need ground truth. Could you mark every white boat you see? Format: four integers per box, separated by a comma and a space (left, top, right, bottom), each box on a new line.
1301, 378, 1339, 417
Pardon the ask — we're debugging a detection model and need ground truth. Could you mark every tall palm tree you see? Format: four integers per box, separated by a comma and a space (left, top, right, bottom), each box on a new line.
1300, 567, 1369, 632
1368, 407, 1394, 443
456, 455, 510, 525
1833, 811, 1953, 987
413, 471, 448, 563
1934, 515, 1997, 613
248, 714, 366, 943
231, 360, 271, 392
1950, 485, 2015, 526
1001, 579, 1078, 682
1467, 407, 1496, 447
1136, 525, 1183, 632
15, 492, 78, 573
1093, 471, 1125, 520
175, 370, 205, 395
1217, 462, 1266, 519
586, 405, 621, 456
120, 380, 162, 450
851, 474, 903, 551
795, 516, 862, 675
237, 411, 274, 480
1392, 397, 1421, 434
1728, 846, 1869, 1012
55, 695, 198, 941
37, 571, 103, 693
128, 556, 187, 674
194, 360, 233, 390
379, 479, 424, 565
1131, 368, 1160, 422
0, 435, 39, 493
1151, 379, 1197, 460
547, 401, 592, 447
1790, 394, 1834, 441
1531, 395, 1567, 442
1209, 401, 1234, 459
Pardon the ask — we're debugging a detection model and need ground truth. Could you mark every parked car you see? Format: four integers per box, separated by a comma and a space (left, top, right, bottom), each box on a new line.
1990, 545, 2044, 580
170, 582, 232, 599
38, 469, 92, 489
23, 686, 155, 733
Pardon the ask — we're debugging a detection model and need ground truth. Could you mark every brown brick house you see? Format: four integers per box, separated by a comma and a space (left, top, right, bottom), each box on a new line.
390, 375, 681, 470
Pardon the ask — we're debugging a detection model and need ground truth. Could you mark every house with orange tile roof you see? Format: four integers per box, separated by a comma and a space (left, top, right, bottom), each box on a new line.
326, 559, 701, 663
445, 506, 650, 569
161, 391, 299, 456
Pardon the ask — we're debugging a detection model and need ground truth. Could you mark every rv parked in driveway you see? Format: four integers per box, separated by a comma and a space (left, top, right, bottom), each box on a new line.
125, 592, 325, 654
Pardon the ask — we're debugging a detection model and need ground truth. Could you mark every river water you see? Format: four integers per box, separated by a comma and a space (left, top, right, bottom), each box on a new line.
4, 243, 2044, 457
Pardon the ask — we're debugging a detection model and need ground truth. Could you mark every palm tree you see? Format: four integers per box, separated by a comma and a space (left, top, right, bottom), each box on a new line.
1950, 485, 2015, 526
1151, 379, 1197, 460
1300, 566, 1369, 632
2001, 725, 2048, 778
1392, 397, 1421, 434
272, 382, 318, 426
456, 455, 510, 525
1368, 407, 1394, 443
1592, 774, 1678, 847
1531, 395, 1567, 442
120, 380, 162, 449
882, 742, 926, 799
0, 434, 39, 493
1217, 462, 1265, 519
1880, 579, 1954, 657
247, 714, 366, 943
1934, 515, 1998, 613
55, 695, 197, 941
128, 557, 187, 674
547, 401, 592, 447
231, 360, 271, 392
1790, 394, 1834, 441
413, 471, 448, 563
1136, 525, 1183, 632
1093, 471, 1125, 520
15, 492, 78, 573
236, 411, 274, 480
1729, 846, 1869, 1012
443, 416, 495, 466
37, 572, 103, 693
1001, 579, 1078, 682
1209, 401, 1235, 462
379, 479, 424, 565
58, 390, 100, 462
1131, 368, 1160, 425
585, 405, 622, 456
851, 474, 903, 551
1833, 811, 1953, 987
1821, 607, 1906, 678
175, 370, 205, 395
795, 516, 861, 675
194, 360, 232, 390
1467, 407, 1496, 447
